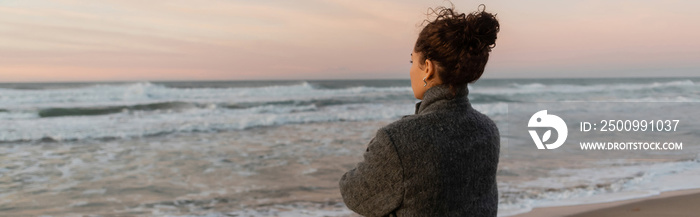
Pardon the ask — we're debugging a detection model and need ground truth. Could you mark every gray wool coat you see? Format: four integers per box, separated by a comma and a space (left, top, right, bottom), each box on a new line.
339, 84, 500, 217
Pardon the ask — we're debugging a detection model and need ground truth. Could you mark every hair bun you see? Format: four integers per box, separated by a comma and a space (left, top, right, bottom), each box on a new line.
414, 4, 499, 86
466, 6, 499, 52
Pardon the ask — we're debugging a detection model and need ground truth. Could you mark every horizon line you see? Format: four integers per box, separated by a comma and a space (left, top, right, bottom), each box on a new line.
1, 75, 699, 84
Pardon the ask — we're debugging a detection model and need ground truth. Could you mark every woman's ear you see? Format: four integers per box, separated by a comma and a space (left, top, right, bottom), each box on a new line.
424, 59, 436, 80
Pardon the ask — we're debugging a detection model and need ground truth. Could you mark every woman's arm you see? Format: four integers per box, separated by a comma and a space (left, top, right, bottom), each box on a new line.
339, 129, 404, 217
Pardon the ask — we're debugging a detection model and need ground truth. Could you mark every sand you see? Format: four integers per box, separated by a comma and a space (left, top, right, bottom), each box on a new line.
512, 189, 700, 217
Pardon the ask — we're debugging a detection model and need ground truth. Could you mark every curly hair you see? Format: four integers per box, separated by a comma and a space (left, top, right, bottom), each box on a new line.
414, 4, 499, 94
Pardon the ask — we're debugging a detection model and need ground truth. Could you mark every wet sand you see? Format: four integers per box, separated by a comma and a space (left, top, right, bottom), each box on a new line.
512, 188, 700, 217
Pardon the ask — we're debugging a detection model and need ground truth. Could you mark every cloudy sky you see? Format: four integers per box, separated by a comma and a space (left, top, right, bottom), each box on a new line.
1, 0, 699, 82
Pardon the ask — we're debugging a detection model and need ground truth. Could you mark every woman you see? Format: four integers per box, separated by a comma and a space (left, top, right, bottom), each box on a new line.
339, 4, 500, 217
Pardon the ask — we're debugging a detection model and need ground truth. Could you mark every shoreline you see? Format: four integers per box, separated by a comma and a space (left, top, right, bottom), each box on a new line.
510, 188, 700, 217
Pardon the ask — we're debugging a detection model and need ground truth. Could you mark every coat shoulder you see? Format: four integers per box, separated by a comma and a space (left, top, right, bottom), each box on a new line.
380, 114, 423, 137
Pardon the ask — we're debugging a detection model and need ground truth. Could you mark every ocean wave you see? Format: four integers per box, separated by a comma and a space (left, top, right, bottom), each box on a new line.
650, 79, 695, 87
618, 96, 700, 102
470, 94, 521, 103
472, 79, 697, 96
37, 101, 196, 118
0, 101, 512, 143
0, 81, 412, 111
223, 96, 407, 110
0, 103, 414, 143
512, 83, 547, 89
3, 96, 410, 119
472, 102, 509, 116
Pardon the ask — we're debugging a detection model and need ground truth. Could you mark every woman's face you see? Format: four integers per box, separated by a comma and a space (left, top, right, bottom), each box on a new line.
410, 51, 426, 99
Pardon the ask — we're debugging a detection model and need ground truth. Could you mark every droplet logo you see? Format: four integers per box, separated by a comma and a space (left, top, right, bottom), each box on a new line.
528, 110, 568, 149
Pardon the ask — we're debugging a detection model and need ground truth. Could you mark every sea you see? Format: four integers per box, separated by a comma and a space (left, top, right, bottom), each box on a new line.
1, 77, 699, 216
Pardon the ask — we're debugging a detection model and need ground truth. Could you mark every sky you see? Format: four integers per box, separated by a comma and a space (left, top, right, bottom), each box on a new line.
1, 0, 699, 82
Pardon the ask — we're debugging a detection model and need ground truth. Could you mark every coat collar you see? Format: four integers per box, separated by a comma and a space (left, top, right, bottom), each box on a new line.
414, 84, 469, 114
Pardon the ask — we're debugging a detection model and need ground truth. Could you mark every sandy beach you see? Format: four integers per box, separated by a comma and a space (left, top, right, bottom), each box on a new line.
512, 189, 700, 217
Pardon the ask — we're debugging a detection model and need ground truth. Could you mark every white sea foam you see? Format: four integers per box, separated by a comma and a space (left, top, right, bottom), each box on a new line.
471, 79, 696, 96
0, 81, 420, 142
473, 102, 509, 116
0, 81, 411, 110
0, 102, 415, 142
